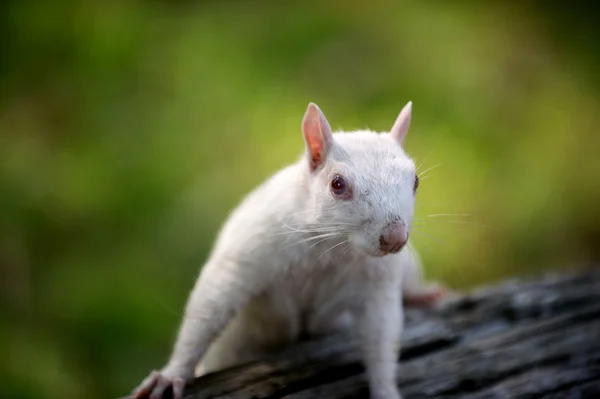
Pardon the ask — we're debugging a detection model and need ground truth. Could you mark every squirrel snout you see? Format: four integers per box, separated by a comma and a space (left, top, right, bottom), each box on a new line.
379, 223, 408, 254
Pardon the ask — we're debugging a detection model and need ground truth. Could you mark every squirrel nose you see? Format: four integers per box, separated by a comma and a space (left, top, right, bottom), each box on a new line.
379, 223, 408, 254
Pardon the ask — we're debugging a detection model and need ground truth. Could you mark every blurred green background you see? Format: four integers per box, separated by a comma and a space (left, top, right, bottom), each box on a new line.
1, 1, 599, 398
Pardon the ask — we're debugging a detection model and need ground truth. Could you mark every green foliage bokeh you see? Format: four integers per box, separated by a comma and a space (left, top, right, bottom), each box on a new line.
1, 1, 599, 398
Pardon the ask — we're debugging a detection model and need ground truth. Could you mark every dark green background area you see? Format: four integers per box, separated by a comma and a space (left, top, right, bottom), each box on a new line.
1, 1, 599, 398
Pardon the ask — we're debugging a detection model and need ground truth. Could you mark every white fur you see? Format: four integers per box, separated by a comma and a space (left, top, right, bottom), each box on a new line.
133, 103, 439, 399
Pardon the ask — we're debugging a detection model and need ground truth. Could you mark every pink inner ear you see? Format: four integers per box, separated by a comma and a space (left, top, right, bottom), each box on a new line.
302, 103, 333, 170
390, 101, 412, 145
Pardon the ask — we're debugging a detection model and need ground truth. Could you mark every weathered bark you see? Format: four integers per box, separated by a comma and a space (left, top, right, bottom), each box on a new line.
143, 266, 600, 399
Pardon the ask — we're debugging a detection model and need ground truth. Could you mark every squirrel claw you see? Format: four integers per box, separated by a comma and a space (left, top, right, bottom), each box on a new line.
172, 377, 185, 399
132, 371, 186, 399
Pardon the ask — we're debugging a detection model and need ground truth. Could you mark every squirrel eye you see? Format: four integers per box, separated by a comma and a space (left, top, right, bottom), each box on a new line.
414, 175, 419, 193
331, 174, 348, 197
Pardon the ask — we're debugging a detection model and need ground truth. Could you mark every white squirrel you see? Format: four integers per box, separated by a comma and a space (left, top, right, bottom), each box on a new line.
132, 101, 444, 399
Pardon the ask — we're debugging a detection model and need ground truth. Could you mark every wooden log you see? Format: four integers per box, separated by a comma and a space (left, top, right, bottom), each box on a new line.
133, 266, 600, 399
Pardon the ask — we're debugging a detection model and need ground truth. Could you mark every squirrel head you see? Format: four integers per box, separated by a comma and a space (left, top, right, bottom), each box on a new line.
301, 102, 418, 257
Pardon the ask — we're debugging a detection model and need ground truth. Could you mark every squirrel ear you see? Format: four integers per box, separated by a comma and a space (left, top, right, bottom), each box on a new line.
302, 102, 333, 171
390, 101, 412, 145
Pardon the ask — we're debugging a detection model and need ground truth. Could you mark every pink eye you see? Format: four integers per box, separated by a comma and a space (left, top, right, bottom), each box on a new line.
331, 174, 348, 197
414, 175, 419, 193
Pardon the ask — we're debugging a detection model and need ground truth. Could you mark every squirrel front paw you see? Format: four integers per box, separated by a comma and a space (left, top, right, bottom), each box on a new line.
132, 369, 187, 399
371, 386, 403, 399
